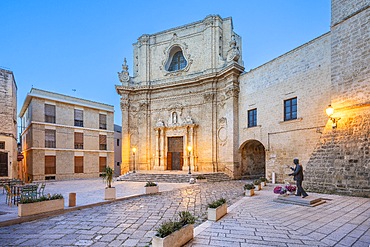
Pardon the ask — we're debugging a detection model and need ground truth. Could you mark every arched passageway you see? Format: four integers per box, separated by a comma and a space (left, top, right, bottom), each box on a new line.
240, 140, 265, 179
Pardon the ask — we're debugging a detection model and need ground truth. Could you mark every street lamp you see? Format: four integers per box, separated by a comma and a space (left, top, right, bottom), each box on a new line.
132, 147, 137, 173
187, 146, 192, 174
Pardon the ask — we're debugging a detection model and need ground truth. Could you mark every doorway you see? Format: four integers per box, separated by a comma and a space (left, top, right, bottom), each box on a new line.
240, 140, 265, 179
0, 152, 8, 177
167, 137, 183, 170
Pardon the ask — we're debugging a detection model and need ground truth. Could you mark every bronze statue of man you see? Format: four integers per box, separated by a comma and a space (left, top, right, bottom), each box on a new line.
289, 158, 308, 198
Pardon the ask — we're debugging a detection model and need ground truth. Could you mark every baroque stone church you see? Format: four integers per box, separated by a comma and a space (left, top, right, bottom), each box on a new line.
116, 0, 369, 197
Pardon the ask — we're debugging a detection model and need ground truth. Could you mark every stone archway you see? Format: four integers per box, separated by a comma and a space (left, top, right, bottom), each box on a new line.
240, 140, 265, 179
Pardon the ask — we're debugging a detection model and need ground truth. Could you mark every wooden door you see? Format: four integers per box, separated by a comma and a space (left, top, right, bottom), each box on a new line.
0, 152, 8, 177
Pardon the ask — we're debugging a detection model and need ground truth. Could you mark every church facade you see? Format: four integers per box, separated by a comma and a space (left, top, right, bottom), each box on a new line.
116, 0, 369, 197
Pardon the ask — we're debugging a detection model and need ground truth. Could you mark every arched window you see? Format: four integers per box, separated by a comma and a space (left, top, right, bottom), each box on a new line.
168, 51, 187, 71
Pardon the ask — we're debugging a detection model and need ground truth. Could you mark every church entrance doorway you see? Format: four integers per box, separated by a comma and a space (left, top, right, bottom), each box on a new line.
240, 140, 265, 179
0, 152, 8, 177
167, 137, 183, 170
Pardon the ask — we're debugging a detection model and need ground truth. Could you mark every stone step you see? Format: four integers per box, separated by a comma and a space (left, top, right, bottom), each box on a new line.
116, 172, 231, 183
273, 195, 326, 207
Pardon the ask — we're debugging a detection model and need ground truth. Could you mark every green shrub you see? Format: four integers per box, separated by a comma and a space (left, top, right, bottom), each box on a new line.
20, 193, 64, 204
145, 181, 157, 187
244, 184, 255, 190
155, 220, 183, 238
253, 179, 261, 185
196, 174, 206, 180
178, 211, 195, 225
207, 198, 226, 209
260, 177, 268, 182
155, 211, 195, 238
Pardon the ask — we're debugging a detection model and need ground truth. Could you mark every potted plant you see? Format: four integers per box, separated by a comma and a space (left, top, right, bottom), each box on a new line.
18, 193, 64, 217
195, 174, 207, 183
254, 179, 262, 191
244, 183, 255, 197
260, 177, 268, 187
145, 181, 159, 194
102, 166, 116, 200
207, 198, 227, 221
152, 211, 195, 247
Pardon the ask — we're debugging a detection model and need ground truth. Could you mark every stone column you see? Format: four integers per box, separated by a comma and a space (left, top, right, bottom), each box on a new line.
120, 96, 130, 174
159, 127, 165, 170
154, 129, 159, 168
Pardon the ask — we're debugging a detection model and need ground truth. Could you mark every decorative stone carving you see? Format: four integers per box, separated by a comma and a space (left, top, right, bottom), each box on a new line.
227, 35, 240, 62
156, 119, 165, 127
225, 85, 240, 99
218, 117, 227, 146
204, 92, 215, 103
120, 96, 130, 110
185, 116, 194, 124
160, 34, 193, 76
118, 58, 130, 83
138, 34, 150, 46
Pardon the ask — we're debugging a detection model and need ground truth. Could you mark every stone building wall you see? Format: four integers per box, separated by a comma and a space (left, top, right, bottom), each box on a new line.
19, 88, 114, 181
239, 33, 332, 182
305, 0, 370, 197
0, 69, 17, 178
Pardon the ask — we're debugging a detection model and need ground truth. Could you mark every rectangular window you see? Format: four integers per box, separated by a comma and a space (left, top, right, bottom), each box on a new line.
248, 109, 257, 128
45, 129, 56, 148
284, 97, 297, 121
45, 104, 56, 123
74, 132, 84, 149
74, 109, 84, 127
0, 142, 5, 149
99, 114, 107, 130
99, 135, 107, 150
74, 156, 84, 173
99, 157, 106, 172
45, 156, 56, 174
117, 139, 120, 146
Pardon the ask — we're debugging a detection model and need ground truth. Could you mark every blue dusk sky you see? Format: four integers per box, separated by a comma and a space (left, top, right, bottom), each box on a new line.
1, 1, 331, 126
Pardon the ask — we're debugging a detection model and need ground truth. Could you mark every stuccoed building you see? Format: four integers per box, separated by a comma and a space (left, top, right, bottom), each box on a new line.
19, 88, 114, 181
0, 68, 18, 179
116, 0, 369, 197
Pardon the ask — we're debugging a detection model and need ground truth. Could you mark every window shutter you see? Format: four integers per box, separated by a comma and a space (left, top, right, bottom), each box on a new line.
74, 132, 83, 143
99, 135, 107, 144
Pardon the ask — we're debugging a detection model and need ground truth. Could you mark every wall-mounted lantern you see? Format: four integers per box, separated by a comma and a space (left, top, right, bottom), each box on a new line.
326, 105, 341, 129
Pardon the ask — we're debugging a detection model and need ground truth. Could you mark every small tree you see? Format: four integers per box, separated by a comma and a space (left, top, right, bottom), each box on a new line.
102, 166, 114, 188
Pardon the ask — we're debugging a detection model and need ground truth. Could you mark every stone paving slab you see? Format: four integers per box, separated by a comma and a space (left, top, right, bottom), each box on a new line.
0, 179, 192, 223
0, 181, 369, 247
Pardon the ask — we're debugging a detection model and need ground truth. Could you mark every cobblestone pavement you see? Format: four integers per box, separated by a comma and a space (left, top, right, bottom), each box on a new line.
0, 181, 245, 246
186, 185, 370, 247
0, 181, 369, 247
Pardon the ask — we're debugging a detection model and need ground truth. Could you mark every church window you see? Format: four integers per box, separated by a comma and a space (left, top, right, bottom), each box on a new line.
168, 51, 187, 71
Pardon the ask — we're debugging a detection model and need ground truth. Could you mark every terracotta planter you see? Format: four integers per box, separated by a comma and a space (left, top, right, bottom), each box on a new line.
245, 189, 254, 197
145, 185, 159, 194
207, 203, 227, 221
18, 199, 64, 217
104, 187, 116, 200
254, 184, 261, 191
196, 179, 207, 183
152, 224, 194, 247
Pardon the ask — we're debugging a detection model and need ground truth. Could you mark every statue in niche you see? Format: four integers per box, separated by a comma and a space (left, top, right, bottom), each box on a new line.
172, 112, 178, 124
